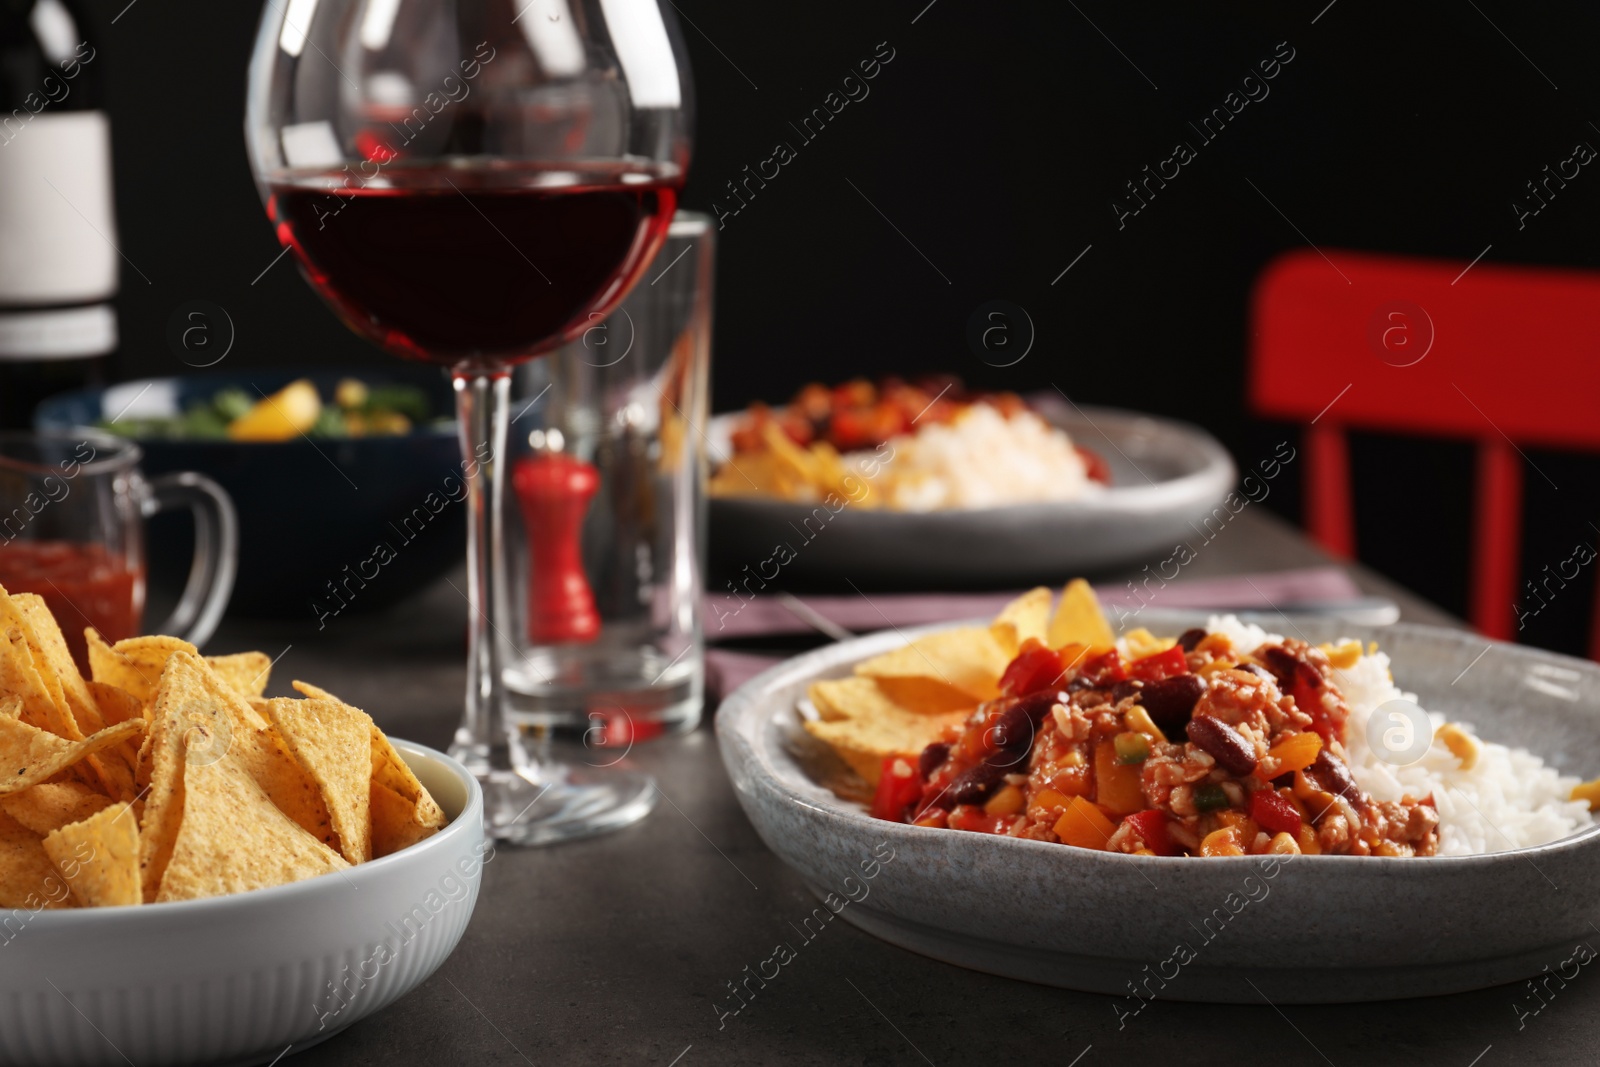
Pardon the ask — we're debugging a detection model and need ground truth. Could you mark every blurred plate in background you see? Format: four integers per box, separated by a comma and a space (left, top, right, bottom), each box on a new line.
708, 402, 1236, 588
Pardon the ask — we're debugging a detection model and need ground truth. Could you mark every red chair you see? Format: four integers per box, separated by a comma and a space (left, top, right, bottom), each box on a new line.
1249, 248, 1600, 652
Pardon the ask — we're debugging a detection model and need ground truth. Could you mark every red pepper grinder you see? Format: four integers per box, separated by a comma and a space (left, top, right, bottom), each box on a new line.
512, 445, 602, 644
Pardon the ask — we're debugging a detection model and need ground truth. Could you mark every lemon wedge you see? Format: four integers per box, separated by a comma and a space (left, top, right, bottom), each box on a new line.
227, 379, 321, 441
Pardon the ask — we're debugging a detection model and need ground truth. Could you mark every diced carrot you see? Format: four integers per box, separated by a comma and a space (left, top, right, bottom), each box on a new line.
1054, 796, 1117, 849
1093, 740, 1146, 815
1267, 731, 1323, 775
1048, 765, 1092, 798
1031, 787, 1076, 812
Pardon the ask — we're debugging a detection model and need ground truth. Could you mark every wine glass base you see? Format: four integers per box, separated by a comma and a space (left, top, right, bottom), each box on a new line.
478, 763, 658, 846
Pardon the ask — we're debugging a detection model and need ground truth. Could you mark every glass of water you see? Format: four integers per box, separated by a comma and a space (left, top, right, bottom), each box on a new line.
504, 212, 712, 741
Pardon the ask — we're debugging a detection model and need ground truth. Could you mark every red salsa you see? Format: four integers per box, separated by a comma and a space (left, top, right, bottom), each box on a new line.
0, 541, 144, 668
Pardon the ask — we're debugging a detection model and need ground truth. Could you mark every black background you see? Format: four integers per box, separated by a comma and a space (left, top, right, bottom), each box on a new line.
80, 0, 1600, 655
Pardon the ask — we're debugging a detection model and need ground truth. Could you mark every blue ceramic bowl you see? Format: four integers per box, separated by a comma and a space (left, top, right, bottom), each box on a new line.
37, 367, 465, 619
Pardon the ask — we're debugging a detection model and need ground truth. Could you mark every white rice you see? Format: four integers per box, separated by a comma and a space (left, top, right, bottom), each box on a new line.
846, 403, 1102, 511
1200, 615, 1593, 855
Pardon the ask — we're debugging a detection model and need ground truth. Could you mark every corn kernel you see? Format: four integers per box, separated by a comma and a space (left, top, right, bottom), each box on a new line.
1318, 640, 1362, 670
1125, 705, 1167, 742
1571, 777, 1600, 811
1435, 723, 1480, 771
1268, 831, 1301, 855
1199, 826, 1246, 857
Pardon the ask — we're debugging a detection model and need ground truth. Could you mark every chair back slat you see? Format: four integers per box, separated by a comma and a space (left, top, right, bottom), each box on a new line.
1250, 249, 1600, 643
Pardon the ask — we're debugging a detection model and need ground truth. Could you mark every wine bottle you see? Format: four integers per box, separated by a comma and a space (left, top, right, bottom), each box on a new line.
0, 0, 116, 430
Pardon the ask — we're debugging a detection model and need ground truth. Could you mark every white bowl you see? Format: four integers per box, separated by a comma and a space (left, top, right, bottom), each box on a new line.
0, 740, 485, 1067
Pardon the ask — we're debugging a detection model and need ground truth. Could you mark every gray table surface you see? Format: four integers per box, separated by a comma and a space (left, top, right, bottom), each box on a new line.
213, 508, 1589, 1067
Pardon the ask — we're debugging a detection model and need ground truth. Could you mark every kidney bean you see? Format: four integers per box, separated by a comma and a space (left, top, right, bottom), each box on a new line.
1306, 748, 1367, 811
918, 742, 951, 779
945, 755, 1010, 805
1111, 679, 1143, 702
1139, 673, 1205, 732
1256, 644, 1299, 682
1016, 688, 1070, 720
983, 689, 1066, 752
1186, 713, 1258, 777
986, 704, 1034, 752
1178, 627, 1207, 652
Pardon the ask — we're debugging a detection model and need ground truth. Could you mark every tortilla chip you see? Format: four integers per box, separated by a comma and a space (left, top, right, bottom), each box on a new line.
138, 652, 230, 902
853, 626, 1008, 703
371, 781, 437, 858
0, 713, 142, 797
352, 700, 446, 852
1, 782, 113, 836
1124, 627, 1177, 660
11, 594, 104, 736
89, 633, 197, 705
290, 679, 341, 703
1047, 578, 1114, 649
810, 676, 944, 724
43, 801, 139, 907
0, 829, 72, 909
0, 592, 78, 739
989, 587, 1053, 656
232, 722, 339, 849
803, 705, 968, 785
85, 681, 143, 727
205, 651, 273, 699
266, 697, 372, 863
870, 676, 980, 713
166, 673, 336, 850
155, 736, 349, 903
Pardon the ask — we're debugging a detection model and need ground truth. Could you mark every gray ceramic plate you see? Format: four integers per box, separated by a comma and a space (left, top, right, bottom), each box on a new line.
707, 404, 1235, 584
715, 610, 1600, 1003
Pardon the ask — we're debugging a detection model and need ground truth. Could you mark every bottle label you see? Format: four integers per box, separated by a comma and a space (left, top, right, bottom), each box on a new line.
0, 111, 118, 306
0, 304, 116, 358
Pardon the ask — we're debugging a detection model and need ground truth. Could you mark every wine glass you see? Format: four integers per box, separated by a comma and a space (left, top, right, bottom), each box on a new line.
245, 0, 691, 844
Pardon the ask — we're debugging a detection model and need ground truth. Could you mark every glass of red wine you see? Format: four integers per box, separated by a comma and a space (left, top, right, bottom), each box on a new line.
245, 0, 690, 844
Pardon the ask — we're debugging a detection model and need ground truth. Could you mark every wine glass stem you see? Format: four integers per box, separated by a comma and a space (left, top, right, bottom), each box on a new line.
449, 368, 528, 781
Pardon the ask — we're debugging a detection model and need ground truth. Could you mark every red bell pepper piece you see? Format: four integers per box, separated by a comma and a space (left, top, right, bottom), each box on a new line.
1081, 648, 1127, 686
1291, 674, 1339, 745
870, 755, 924, 823
947, 805, 1021, 835
1131, 645, 1189, 682
1076, 445, 1111, 485
999, 638, 1066, 696
1250, 789, 1303, 836
1122, 809, 1174, 855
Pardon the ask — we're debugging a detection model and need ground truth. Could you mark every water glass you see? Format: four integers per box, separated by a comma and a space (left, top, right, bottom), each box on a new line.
504, 212, 713, 740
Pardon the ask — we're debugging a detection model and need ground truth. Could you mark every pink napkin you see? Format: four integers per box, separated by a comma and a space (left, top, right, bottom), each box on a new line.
704, 567, 1364, 700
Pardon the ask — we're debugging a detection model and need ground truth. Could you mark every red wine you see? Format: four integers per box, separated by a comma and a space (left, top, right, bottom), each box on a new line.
267, 164, 679, 365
